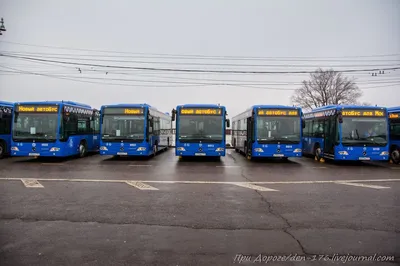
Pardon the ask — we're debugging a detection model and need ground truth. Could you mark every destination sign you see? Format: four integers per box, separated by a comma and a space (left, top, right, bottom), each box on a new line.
389, 113, 399, 119
257, 109, 299, 116
103, 108, 144, 115
180, 108, 222, 115
17, 105, 58, 113
341, 109, 385, 117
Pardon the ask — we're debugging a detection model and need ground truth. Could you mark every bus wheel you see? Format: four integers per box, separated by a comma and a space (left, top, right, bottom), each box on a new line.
0, 141, 5, 159
391, 148, 400, 164
79, 142, 87, 158
314, 146, 322, 162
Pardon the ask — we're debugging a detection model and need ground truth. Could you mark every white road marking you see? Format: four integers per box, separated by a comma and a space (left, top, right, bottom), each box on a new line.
21, 179, 44, 188
216, 165, 241, 168
334, 182, 391, 190
0, 178, 399, 185
125, 181, 159, 190
128, 164, 153, 167
312, 167, 327, 169
391, 167, 400, 170
41, 163, 65, 166
231, 182, 279, 191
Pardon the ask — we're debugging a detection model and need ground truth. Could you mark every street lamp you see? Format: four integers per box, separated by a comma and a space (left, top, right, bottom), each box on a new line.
0, 18, 6, 35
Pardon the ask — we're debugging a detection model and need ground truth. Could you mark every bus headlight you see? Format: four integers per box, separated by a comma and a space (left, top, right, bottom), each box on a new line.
215, 148, 225, 152
100, 146, 108, 151
50, 147, 60, 152
338, 151, 349, 155
11, 147, 19, 151
137, 147, 147, 151
380, 151, 389, 156
254, 148, 263, 152
177, 147, 185, 151
293, 148, 302, 153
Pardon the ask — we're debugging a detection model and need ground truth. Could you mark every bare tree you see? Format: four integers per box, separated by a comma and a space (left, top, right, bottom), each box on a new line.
291, 68, 362, 110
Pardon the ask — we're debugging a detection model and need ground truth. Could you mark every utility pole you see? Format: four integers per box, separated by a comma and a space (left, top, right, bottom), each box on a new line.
0, 18, 7, 36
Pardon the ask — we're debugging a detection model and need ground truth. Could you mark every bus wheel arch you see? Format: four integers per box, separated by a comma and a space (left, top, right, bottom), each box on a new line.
390, 145, 400, 164
0, 140, 6, 159
79, 140, 87, 158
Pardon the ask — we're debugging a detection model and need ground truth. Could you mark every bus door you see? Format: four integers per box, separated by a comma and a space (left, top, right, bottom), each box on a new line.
323, 116, 336, 156
246, 117, 254, 156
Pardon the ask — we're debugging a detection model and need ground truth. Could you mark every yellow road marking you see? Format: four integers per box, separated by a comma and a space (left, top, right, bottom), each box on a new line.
125, 181, 158, 190
21, 179, 44, 188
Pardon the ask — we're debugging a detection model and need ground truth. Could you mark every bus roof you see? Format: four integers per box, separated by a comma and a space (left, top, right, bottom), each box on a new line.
13, 100, 92, 109
388, 106, 400, 113
177, 104, 226, 108
101, 103, 154, 109
0, 101, 14, 107
307, 104, 387, 113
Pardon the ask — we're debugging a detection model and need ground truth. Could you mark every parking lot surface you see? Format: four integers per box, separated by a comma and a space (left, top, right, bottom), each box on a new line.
0, 149, 399, 266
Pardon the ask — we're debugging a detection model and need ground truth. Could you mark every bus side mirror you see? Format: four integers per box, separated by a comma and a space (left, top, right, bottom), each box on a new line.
171, 109, 176, 121
226, 119, 230, 128
338, 112, 343, 123
302, 119, 306, 129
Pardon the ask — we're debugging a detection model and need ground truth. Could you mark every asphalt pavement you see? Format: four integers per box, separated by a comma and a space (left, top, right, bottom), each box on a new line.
0, 149, 399, 266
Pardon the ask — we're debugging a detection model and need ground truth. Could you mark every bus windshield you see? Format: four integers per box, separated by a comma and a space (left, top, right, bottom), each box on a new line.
256, 116, 301, 144
12, 113, 58, 141
178, 115, 223, 142
341, 117, 387, 146
101, 115, 145, 141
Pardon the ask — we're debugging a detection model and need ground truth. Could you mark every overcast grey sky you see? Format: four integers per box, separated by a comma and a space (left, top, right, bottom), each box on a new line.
0, 0, 399, 117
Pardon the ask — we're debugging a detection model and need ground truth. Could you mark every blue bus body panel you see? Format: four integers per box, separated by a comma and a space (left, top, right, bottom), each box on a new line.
11, 101, 100, 157
388, 107, 400, 153
250, 143, 302, 158
12, 135, 98, 157
175, 142, 226, 157
100, 141, 152, 156
175, 104, 227, 157
232, 105, 303, 158
0, 101, 13, 156
99, 104, 171, 157
303, 104, 389, 161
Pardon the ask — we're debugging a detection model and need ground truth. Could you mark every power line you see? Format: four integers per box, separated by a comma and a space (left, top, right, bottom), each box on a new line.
2, 50, 400, 63
1, 40, 400, 60
2, 51, 399, 68
1, 66, 399, 91
2, 53, 400, 74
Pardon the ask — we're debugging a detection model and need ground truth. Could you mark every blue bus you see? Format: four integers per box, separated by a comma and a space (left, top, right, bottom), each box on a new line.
388, 107, 400, 164
11, 101, 100, 157
99, 104, 172, 157
232, 105, 303, 160
0, 101, 13, 159
303, 105, 389, 162
172, 104, 229, 157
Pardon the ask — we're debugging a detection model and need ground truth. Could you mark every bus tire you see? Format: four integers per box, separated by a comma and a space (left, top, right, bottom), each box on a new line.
79, 141, 87, 158
390, 146, 400, 164
0, 141, 6, 159
314, 145, 322, 162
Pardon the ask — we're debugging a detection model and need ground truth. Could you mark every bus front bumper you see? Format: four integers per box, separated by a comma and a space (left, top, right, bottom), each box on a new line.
175, 147, 225, 157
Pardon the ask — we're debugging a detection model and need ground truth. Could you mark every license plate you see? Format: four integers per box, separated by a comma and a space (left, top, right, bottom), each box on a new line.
195, 153, 206, 156
117, 152, 128, 155
359, 157, 371, 160
29, 153, 40, 156
273, 154, 284, 157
